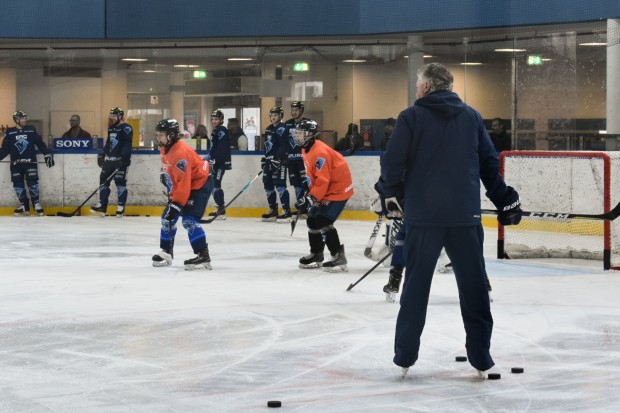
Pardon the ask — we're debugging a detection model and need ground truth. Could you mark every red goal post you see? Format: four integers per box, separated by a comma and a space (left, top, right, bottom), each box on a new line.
498, 150, 620, 270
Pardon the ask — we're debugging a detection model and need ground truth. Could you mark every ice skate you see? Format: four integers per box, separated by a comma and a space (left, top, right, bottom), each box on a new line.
152, 250, 173, 267
184, 247, 212, 270
208, 205, 226, 220
116, 206, 125, 218
261, 208, 278, 222
438, 262, 453, 273
90, 204, 106, 217
383, 266, 403, 303
322, 245, 348, 273
14, 204, 29, 216
299, 251, 324, 269
276, 208, 292, 222
33, 202, 44, 216
401, 367, 409, 379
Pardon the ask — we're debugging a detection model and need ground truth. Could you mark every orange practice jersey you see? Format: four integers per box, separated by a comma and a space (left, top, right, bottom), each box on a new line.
160, 141, 210, 206
302, 139, 354, 202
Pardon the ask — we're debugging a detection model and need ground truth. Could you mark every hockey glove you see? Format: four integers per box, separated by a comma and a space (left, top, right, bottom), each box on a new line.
384, 197, 404, 219
296, 194, 317, 211
209, 159, 216, 169
97, 152, 104, 168
119, 158, 131, 169
260, 157, 267, 170
498, 199, 522, 226
44, 154, 55, 168
164, 202, 182, 221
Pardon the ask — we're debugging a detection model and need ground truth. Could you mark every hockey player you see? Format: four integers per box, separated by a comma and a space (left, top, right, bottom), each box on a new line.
295, 120, 354, 272
91, 107, 133, 217
152, 119, 214, 270
206, 109, 231, 220
285, 101, 311, 214
0, 111, 55, 216
261, 107, 292, 222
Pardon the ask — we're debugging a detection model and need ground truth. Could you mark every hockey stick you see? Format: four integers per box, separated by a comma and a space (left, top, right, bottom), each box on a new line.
363, 214, 386, 259
290, 208, 303, 236
482, 201, 620, 221
1, 161, 47, 164
57, 168, 119, 217
346, 251, 393, 292
199, 170, 263, 224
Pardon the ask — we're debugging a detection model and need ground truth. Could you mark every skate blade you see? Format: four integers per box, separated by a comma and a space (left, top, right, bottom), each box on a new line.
385, 292, 396, 303
14, 213, 28, 217
36, 212, 44, 216
299, 263, 322, 269
276, 218, 292, 223
152, 261, 172, 267
323, 265, 348, 273
185, 262, 212, 271
261, 217, 277, 222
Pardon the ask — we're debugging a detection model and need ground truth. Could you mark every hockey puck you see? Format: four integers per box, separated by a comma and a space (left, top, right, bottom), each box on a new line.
487, 373, 501, 380
511, 367, 524, 374
455, 356, 468, 362
267, 400, 282, 408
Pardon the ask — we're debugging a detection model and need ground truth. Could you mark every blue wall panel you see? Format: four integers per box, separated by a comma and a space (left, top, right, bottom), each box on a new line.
0, 0, 617, 40
0, 0, 104, 39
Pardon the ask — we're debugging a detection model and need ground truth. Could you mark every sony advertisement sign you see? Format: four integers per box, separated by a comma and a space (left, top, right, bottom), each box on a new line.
53, 138, 103, 150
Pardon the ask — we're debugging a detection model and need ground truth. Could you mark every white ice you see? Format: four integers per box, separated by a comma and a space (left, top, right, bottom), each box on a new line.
1, 216, 620, 412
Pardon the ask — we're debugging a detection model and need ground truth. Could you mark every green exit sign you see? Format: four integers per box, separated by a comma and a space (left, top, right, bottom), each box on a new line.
293, 62, 309, 72
193, 70, 207, 79
527, 55, 543, 65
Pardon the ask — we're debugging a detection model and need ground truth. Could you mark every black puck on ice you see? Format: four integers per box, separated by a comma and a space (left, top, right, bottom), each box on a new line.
511, 367, 524, 374
455, 356, 468, 362
487, 372, 501, 380
267, 400, 282, 408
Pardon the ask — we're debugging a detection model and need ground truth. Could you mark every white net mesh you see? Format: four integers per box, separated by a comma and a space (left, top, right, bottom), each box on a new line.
500, 151, 620, 269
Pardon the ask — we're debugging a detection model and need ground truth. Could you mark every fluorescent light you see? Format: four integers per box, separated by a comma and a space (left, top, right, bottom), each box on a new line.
342, 59, 366, 63
542, 58, 553, 61
423, 55, 433, 58
494, 48, 526, 52
228, 57, 254, 61
599, 130, 607, 134
579, 42, 607, 46
174, 64, 199, 68
460, 62, 482, 66
122, 58, 148, 62
143, 70, 156, 73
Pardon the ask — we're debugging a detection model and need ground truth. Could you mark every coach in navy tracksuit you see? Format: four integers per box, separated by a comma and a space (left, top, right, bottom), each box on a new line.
376, 63, 522, 377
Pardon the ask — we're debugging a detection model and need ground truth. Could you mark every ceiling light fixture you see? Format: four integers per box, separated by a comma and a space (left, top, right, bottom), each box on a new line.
122, 58, 148, 62
578, 42, 607, 46
227, 57, 254, 61
342, 59, 366, 63
494, 48, 527, 52
460, 62, 482, 66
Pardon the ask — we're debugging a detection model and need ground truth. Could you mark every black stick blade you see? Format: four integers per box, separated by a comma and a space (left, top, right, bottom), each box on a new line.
56, 211, 75, 217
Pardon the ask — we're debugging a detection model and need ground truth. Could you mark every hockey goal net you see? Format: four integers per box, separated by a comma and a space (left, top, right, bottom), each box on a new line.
498, 150, 620, 270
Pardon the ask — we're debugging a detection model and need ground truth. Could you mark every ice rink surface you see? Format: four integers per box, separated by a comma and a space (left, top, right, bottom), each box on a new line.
1, 216, 620, 412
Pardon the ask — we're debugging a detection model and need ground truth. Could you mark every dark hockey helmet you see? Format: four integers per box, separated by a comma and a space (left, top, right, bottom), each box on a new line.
211, 109, 225, 120
294, 119, 319, 146
13, 110, 28, 123
155, 118, 180, 147
269, 106, 284, 117
290, 101, 304, 112
109, 107, 124, 118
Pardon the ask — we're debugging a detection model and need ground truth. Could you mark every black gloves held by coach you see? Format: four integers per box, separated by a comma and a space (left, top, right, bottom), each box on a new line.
496, 186, 522, 226
97, 152, 104, 168
44, 154, 55, 168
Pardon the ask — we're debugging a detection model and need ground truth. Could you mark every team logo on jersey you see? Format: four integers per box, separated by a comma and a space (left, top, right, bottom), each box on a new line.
123, 126, 132, 135
176, 159, 188, 173
15, 139, 29, 154
216, 130, 226, 140
315, 157, 326, 170
265, 139, 273, 153
289, 134, 299, 149
276, 126, 286, 136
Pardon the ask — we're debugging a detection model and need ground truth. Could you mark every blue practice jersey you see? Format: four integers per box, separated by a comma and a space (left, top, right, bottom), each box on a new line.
284, 117, 310, 161
0, 126, 50, 163
105, 122, 133, 163
209, 125, 232, 170
266, 122, 289, 161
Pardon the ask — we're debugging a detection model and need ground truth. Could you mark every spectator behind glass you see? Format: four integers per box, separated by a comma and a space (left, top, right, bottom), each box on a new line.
62, 114, 91, 138
227, 118, 248, 150
380, 117, 395, 150
335, 123, 365, 152
489, 117, 511, 153
192, 124, 209, 151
